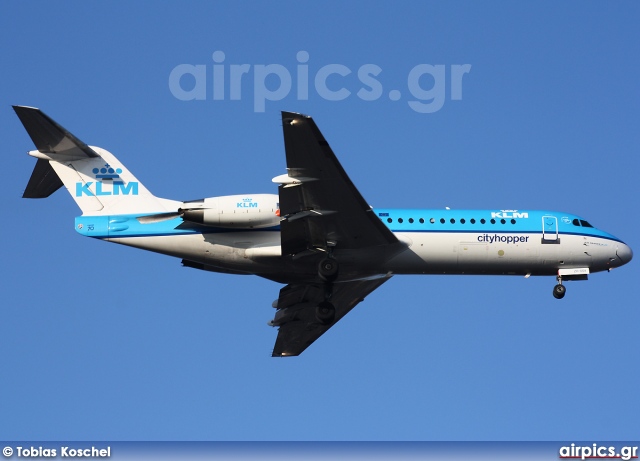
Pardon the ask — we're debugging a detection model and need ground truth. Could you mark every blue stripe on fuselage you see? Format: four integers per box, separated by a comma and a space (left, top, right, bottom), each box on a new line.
74, 214, 279, 238
74, 209, 624, 244
374, 208, 623, 242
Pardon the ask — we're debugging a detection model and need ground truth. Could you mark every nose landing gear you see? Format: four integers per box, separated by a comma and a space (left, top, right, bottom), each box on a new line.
551, 268, 590, 299
552, 275, 566, 299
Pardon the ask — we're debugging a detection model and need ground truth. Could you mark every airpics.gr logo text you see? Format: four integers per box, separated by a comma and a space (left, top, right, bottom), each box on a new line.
169, 51, 472, 113
75, 164, 139, 197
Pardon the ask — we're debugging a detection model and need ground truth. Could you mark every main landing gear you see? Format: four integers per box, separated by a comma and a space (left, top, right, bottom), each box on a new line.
552, 275, 566, 299
315, 258, 338, 324
318, 258, 339, 282
316, 300, 336, 324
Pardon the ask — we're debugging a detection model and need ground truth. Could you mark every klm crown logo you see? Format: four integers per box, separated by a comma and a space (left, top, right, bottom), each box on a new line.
93, 164, 122, 179
237, 197, 258, 208
75, 163, 139, 197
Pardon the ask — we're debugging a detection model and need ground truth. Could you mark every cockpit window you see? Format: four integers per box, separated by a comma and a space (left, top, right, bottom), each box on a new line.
580, 220, 594, 228
572, 218, 581, 226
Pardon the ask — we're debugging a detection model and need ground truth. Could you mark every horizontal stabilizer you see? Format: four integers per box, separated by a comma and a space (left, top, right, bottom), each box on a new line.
23, 158, 63, 198
13, 105, 99, 159
15, 105, 177, 214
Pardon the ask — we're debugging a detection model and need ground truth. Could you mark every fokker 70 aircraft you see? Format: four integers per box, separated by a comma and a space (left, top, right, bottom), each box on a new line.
14, 106, 633, 356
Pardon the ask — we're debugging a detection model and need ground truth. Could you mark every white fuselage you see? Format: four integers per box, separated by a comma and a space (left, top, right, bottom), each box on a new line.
99, 215, 629, 283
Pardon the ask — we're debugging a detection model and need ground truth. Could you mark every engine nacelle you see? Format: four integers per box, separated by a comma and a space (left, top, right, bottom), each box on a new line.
181, 194, 280, 229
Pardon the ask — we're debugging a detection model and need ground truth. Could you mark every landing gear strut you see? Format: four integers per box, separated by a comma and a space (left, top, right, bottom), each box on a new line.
316, 257, 339, 324
552, 275, 566, 299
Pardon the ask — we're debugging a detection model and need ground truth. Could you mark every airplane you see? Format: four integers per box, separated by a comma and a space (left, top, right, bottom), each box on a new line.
13, 106, 633, 356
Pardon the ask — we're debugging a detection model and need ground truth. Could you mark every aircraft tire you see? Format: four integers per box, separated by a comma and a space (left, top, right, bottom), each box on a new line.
316, 301, 336, 324
552, 284, 566, 299
318, 258, 339, 282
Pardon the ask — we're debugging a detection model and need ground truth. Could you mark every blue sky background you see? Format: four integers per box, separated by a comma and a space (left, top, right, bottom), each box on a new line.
1, 2, 638, 441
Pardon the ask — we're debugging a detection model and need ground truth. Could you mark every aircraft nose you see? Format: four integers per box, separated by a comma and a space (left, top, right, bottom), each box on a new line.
616, 242, 633, 266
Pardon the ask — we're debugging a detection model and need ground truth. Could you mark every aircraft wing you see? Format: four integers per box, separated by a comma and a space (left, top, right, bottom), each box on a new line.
272, 275, 392, 357
277, 111, 399, 255
272, 112, 401, 355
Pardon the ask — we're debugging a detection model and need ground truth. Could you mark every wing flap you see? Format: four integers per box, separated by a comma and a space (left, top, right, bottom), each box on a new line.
272, 275, 392, 356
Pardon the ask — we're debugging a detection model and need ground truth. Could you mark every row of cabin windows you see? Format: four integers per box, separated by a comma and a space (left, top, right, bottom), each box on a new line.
384, 216, 595, 228
385, 217, 518, 225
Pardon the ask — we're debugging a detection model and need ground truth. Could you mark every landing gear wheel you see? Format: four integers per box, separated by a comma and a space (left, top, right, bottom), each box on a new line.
316, 301, 336, 324
318, 258, 339, 282
553, 284, 566, 299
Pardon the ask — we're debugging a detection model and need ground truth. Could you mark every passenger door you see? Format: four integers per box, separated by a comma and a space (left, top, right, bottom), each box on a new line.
541, 215, 559, 243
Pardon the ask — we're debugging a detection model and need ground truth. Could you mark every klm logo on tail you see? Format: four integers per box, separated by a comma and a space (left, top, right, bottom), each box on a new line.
75, 164, 139, 197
